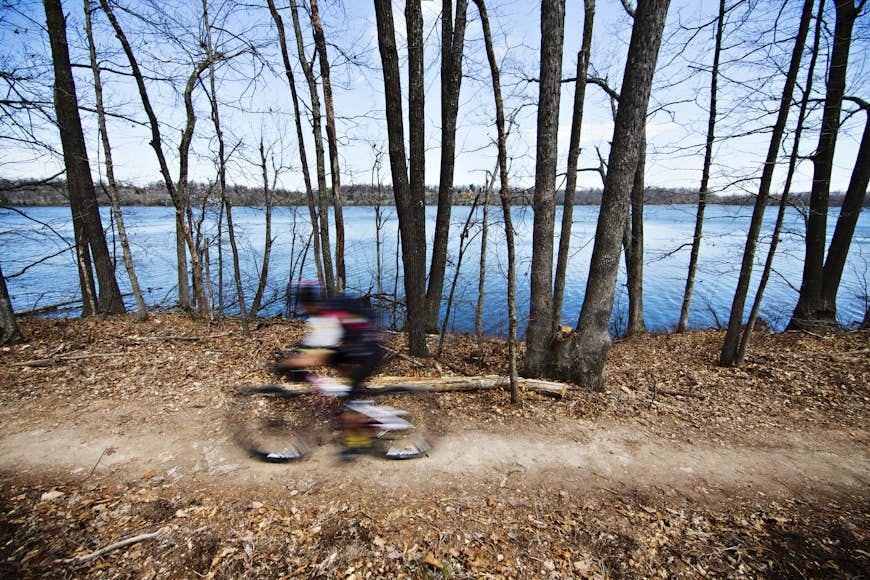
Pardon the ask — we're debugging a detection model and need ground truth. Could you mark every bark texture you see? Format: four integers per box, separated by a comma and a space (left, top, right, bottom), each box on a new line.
553, 0, 595, 334
524, 0, 566, 377
0, 265, 23, 345
790, 0, 861, 328
374, 0, 428, 355
426, 0, 468, 330
556, 0, 670, 390
46, 0, 124, 316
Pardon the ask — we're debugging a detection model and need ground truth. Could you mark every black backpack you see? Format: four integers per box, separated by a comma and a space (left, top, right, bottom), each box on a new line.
324, 295, 382, 357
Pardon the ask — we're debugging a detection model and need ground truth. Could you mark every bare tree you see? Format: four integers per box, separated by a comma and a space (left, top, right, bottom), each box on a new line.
373, 0, 428, 356
437, 194, 481, 356
524, 0, 566, 378
790, 0, 865, 329
370, 143, 388, 298
678, 0, 725, 333
202, 0, 247, 333
250, 139, 275, 317
266, 0, 325, 290
735, 0, 826, 363
624, 131, 646, 336
553, 0, 595, 335
98, 0, 209, 316
821, 97, 870, 321
290, 0, 335, 295
426, 0, 469, 331
720, 0, 814, 365
177, 57, 213, 316
45, 0, 125, 316
476, 172, 495, 346
309, 0, 346, 292
555, 0, 671, 390
474, 0, 520, 402
84, 0, 147, 321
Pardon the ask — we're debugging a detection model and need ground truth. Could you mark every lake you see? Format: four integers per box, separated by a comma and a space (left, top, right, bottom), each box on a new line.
1, 204, 867, 336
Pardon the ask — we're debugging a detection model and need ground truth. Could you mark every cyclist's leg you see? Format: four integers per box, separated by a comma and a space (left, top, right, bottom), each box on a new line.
336, 349, 382, 457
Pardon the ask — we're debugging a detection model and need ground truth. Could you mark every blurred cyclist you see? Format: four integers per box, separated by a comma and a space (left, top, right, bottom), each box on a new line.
271, 283, 384, 458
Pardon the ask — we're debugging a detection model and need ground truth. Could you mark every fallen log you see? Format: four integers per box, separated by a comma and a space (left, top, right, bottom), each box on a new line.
239, 375, 575, 398
371, 375, 573, 398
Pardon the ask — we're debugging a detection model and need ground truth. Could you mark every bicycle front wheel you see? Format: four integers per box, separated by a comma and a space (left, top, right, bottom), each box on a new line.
356, 389, 442, 460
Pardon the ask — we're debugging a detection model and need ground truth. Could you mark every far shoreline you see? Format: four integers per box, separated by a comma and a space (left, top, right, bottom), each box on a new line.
0, 180, 858, 208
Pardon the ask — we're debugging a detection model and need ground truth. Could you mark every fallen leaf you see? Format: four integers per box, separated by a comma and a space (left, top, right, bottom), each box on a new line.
422, 552, 444, 570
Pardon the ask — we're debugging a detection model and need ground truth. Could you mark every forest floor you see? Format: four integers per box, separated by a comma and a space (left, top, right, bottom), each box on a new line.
0, 314, 867, 578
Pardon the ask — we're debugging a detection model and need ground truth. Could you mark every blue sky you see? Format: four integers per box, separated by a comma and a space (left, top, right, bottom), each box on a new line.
1, 0, 867, 195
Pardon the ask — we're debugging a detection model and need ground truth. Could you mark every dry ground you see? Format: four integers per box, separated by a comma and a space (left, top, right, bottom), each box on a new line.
0, 314, 867, 578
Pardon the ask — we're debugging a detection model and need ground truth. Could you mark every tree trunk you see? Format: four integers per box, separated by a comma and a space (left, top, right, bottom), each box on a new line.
556, 0, 670, 391
474, 0, 519, 402
372, 147, 386, 297
374, 0, 428, 356
790, 0, 858, 329
289, 0, 335, 296
266, 0, 324, 290
437, 194, 480, 356
223, 195, 248, 332
476, 177, 493, 347
46, 0, 125, 316
0, 264, 23, 345
177, 59, 212, 317
678, 0, 724, 333
85, 0, 146, 321
553, 0, 595, 334
251, 139, 275, 317
625, 131, 646, 336
426, 0, 469, 331
524, 0, 566, 378
71, 213, 98, 317
309, 0, 346, 292
821, 100, 870, 320
175, 204, 191, 310
736, 0, 826, 364
720, 0, 814, 364
216, 202, 225, 315
203, 0, 246, 333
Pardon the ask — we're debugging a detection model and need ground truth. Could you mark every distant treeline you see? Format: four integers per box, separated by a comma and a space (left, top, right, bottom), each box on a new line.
0, 179, 858, 208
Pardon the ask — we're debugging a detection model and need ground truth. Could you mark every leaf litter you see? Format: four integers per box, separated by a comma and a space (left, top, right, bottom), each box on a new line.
0, 314, 867, 578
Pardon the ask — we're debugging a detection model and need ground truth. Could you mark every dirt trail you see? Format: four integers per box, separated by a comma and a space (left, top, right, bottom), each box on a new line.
1, 401, 866, 504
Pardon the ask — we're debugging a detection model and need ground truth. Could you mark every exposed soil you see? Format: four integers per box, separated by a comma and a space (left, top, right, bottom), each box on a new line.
0, 315, 867, 578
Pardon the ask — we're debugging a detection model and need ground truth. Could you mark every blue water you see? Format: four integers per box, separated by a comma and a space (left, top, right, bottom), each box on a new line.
1, 204, 867, 336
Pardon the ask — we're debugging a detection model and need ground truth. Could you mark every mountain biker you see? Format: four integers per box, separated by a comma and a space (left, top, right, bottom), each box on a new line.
271, 283, 384, 458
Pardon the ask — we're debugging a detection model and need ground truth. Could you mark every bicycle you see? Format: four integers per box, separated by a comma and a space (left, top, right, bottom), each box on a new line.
227, 371, 439, 463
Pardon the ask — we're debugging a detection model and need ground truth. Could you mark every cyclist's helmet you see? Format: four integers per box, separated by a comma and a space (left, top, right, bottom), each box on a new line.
296, 282, 322, 305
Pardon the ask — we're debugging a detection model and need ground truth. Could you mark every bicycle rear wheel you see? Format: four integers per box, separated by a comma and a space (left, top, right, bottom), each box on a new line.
227, 386, 337, 463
